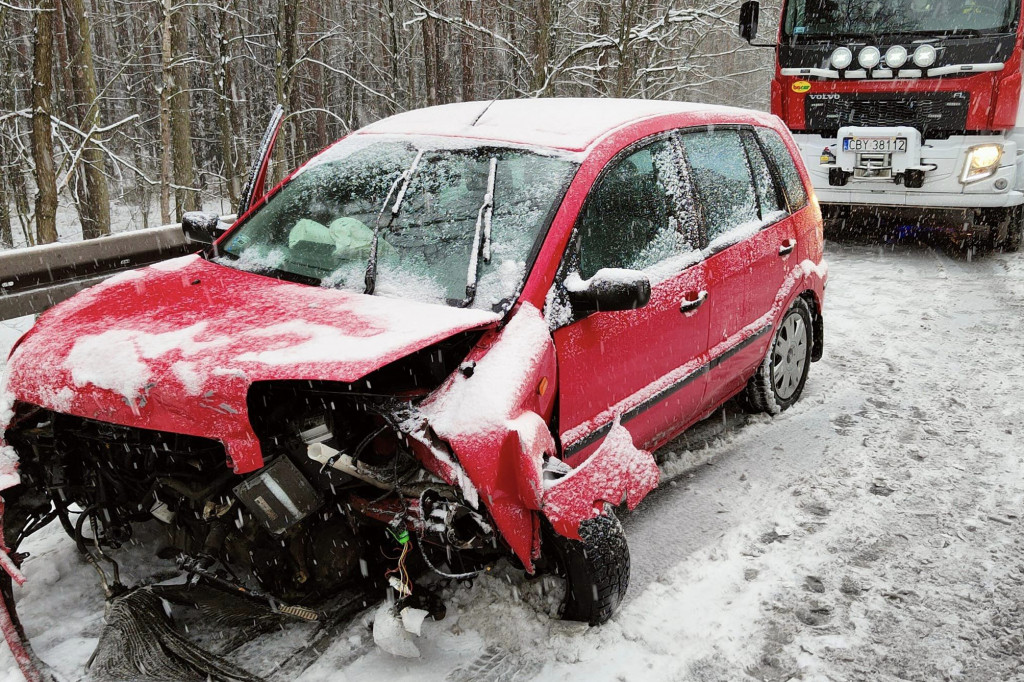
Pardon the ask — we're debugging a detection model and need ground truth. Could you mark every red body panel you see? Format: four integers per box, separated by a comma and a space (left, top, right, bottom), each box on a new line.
555, 263, 712, 464
4, 255, 499, 474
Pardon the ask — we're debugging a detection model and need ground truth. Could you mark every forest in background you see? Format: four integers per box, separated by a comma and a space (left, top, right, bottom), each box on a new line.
0, 0, 778, 249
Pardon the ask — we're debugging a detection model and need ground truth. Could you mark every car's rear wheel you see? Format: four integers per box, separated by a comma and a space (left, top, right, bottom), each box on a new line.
743, 297, 813, 415
543, 509, 629, 626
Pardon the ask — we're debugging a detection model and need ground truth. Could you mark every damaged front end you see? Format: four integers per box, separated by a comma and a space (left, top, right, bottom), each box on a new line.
0, 331, 508, 679
0, 304, 659, 680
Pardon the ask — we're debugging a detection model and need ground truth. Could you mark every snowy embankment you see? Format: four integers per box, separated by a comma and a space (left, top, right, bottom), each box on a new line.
1, 242, 1023, 681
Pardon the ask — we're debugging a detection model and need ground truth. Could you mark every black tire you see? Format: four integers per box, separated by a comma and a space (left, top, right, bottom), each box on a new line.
743, 297, 813, 415
1004, 207, 1022, 253
544, 510, 629, 626
985, 207, 1022, 253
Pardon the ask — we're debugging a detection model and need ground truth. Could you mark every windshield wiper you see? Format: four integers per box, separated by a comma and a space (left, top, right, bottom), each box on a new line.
461, 156, 497, 308
364, 150, 423, 295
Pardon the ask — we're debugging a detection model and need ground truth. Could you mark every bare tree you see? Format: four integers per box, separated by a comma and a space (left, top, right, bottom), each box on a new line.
63, 0, 111, 238
1, 0, 775, 248
31, 0, 58, 244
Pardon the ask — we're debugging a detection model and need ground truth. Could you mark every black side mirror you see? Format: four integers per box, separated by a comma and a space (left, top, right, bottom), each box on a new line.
181, 211, 226, 248
566, 268, 652, 315
739, 0, 760, 43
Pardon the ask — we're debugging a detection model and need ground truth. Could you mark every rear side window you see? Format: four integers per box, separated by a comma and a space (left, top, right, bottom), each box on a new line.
756, 128, 809, 211
742, 131, 785, 221
576, 138, 697, 279
680, 130, 759, 244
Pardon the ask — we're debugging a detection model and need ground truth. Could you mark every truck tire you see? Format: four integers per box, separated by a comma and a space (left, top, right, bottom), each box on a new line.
1004, 207, 1022, 253
544, 510, 630, 626
987, 206, 1022, 253
743, 297, 813, 415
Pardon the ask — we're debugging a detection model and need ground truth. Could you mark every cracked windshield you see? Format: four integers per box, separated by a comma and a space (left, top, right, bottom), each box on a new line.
219, 137, 578, 311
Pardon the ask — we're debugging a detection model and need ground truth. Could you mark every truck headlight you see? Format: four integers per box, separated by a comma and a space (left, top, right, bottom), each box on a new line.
858, 46, 880, 69
913, 44, 937, 68
831, 47, 853, 70
961, 144, 1003, 184
885, 45, 907, 68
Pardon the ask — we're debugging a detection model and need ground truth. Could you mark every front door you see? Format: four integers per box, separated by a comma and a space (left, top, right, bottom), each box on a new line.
552, 135, 710, 465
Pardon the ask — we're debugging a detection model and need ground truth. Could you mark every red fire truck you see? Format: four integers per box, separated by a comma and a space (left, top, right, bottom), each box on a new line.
739, 0, 1023, 250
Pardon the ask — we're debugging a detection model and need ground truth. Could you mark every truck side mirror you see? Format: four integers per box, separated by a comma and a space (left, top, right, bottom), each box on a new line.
739, 0, 760, 43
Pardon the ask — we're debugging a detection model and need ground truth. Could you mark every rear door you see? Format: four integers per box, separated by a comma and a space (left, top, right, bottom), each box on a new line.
740, 128, 797, 350
679, 128, 767, 412
552, 134, 710, 464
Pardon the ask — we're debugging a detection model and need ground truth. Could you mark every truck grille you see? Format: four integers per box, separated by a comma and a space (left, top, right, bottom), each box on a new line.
803, 92, 970, 139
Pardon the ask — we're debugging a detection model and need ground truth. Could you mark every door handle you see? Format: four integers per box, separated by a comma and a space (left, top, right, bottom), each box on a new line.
680, 290, 708, 314
779, 239, 797, 257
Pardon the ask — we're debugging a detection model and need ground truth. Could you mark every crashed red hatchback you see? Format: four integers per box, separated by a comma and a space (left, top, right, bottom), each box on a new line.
0, 98, 826, 678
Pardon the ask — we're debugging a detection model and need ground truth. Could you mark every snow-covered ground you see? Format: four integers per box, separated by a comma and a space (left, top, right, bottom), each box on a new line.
1, 240, 1023, 681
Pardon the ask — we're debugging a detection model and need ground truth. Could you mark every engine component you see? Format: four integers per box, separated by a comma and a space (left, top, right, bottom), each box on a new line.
232, 457, 322, 535
307, 442, 401, 490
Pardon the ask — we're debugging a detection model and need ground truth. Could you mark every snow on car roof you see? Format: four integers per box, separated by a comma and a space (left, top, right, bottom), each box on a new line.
357, 98, 744, 152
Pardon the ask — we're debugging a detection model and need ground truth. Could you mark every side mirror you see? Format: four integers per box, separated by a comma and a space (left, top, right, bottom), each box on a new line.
738, 0, 760, 43
181, 211, 226, 247
566, 268, 652, 315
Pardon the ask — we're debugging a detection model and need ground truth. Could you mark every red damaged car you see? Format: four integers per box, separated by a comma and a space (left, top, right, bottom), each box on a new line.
0, 98, 826, 678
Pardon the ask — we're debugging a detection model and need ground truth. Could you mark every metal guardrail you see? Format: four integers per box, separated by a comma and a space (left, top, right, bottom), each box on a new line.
0, 224, 193, 321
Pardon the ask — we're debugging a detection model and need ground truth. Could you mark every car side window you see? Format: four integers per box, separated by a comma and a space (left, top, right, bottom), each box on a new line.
680, 130, 760, 246
576, 138, 697, 280
756, 128, 809, 211
742, 130, 786, 221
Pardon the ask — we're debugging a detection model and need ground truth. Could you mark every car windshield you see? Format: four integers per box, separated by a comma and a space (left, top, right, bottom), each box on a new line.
783, 0, 1018, 37
218, 135, 578, 312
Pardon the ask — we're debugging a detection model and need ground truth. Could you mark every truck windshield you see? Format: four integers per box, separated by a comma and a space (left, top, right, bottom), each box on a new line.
217, 135, 578, 312
783, 0, 1018, 37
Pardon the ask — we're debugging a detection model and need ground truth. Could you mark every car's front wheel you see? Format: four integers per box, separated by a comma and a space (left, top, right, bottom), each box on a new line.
743, 297, 813, 414
543, 509, 630, 626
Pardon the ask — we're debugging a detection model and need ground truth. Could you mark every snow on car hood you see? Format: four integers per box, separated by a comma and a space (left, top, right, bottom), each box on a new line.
2, 254, 500, 473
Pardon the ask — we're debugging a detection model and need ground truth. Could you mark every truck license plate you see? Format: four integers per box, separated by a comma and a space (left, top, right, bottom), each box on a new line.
843, 137, 908, 153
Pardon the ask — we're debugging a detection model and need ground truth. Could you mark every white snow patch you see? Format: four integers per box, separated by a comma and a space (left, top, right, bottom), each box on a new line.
36, 386, 74, 414
93, 268, 145, 290
372, 603, 421, 658
359, 98, 755, 152
148, 254, 200, 272
0, 445, 20, 490
421, 303, 551, 436
170, 361, 204, 396
64, 323, 227, 403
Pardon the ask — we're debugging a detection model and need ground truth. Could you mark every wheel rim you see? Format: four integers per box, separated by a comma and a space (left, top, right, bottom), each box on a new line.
771, 311, 807, 401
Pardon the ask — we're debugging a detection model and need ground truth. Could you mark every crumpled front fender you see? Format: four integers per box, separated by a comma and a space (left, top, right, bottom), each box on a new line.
414, 304, 557, 571
542, 418, 659, 540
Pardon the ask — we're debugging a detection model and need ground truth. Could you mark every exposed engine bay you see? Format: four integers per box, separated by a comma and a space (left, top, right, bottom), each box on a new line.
0, 346, 510, 679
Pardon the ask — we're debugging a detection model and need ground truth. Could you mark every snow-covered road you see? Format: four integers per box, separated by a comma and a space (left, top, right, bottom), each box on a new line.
1, 241, 1023, 681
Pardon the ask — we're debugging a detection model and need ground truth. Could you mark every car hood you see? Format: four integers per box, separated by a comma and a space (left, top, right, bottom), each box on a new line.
3, 254, 500, 472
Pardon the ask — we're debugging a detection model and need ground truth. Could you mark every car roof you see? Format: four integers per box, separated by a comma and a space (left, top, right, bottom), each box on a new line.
355, 98, 759, 152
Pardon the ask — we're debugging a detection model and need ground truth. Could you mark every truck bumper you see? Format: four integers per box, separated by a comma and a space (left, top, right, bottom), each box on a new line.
793, 133, 1024, 210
